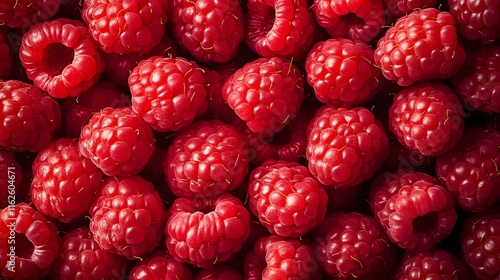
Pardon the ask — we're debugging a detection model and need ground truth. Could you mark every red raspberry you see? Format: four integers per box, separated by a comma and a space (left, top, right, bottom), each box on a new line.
305, 38, 381, 107
129, 56, 207, 132
436, 128, 500, 212
0, 80, 61, 152
448, 0, 500, 44
31, 138, 104, 222
164, 120, 249, 197
81, 0, 168, 54
306, 106, 389, 188
194, 264, 243, 280
0, 151, 22, 209
50, 227, 127, 280
451, 44, 500, 113
313, 212, 398, 279
369, 171, 457, 252
460, 207, 500, 280
103, 35, 177, 88
222, 57, 304, 138
248, 160, 328, 237
374, 8, 466, 86
165, 193, 251, 268
19, 18, 104, 98
169, 0, 244, 63
391, 248, 471, 280
312, 0, 386, 43
0, 203, 60, 279
0, 0, 60, 28
79, 107, 156, 176
0, 27, 12, 79
62, 81, 131, 138
389, 82, 464, 156
129, 249, 193, 280
89, 176, 166, 260
384, 0, 437, 19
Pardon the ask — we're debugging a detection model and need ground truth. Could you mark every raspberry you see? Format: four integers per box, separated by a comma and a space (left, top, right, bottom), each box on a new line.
19, 18, 104, 98
194, 264, 243, 280
89, 176, 166, 260
313, 212, 397, 279
165, 193, 250, 268
384, 0, 437, 19
0, 203, 60, 279
391, 248, 471, 280
222, 57, 304, 138
0, 0, 60, 28
81, 0, 168, 54
369, 171, 457, 252
312, 0, 387, 42
62, 81, 131, 138
245, 0, 314, 59
248, 159, 328, 237
389, 82, 464, 156
306, 106, 389, 188
129, 249, 193, 280
31, 138, 104, 222
451, 44, 500, 113
129, 56, 208, 132
0, 151, 22, 209
169, 0, 244, 63
0, 27, 12, 79
305, 38, 381, 107
164, 120, 249, 197
374, 8, 466, 86
50, 227, 127, 280
0, 80, 61, 152
436, 128, 500, 212
78, 107, 156, 176
460, 207, 500, 280
448, 0, 500, 44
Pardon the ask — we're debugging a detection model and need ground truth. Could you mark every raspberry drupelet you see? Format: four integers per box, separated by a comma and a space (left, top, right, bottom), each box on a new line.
129, 249, 193, 280
384, 0, 437, 20
448, 0, 500, 44
19, 18, 104, 98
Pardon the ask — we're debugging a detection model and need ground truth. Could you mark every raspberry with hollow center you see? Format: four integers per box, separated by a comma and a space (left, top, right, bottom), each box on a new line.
129, 249, 193, 280
448, 0, 500, 44
19, 18, 104, 98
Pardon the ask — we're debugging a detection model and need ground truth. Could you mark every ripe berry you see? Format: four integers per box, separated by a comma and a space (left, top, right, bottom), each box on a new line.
448, 0, 500, 44
374, 8, 466, 86
369, 171, 457, 252
31, 138, 103, 222
384, 0, 437, 19
89, 176, 166, 260
0, 80, 61, 152
19, 18, 104, 98
129, 56, 207, 132
129, 249, 193, 280
78, 107, 156, 176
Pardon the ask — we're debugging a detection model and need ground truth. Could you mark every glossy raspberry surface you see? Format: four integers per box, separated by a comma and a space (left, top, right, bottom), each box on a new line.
449, 0, 500, 44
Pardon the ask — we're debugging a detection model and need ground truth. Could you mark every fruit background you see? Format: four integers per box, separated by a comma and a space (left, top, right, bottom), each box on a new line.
0, 0, 499, 279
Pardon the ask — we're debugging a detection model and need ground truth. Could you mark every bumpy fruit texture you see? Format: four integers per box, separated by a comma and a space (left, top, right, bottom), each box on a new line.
305, 38, 381, 108
81, 0, 168, 54
0, 151, 22, 208
452, 44, 500, 113
222, 56, 304, 138
31, 138, 103, 222
245, 0, 314, 59
460, 207, 500, 280
312, 0, 386, 42
0, 0, 61, 28
313, 212, 397, 279
389, 82, 464, 156
384, 0, 437, 19
369, 171, 457, 253
19, 18, 104, 98
448, 0, 500, 44
0, 80, 61, 152
248, 160, 328, 237
89, 176, 166, 260
129, 56, 207, 132
436, 128, 500, 212
170, 0, 244, 63
193, 264, 243, 280
306, 106, 389, 188
164, 120, 249, 197
165, 193, 250, 268
0, 203, 60, 279
79, 107, 156, 176
374, 8, 466, 86
51, 227, 127, 280
129, 249, 193, 280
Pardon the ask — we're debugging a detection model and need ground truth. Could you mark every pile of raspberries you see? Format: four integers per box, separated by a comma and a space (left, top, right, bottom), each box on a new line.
0, 0, 500, 279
